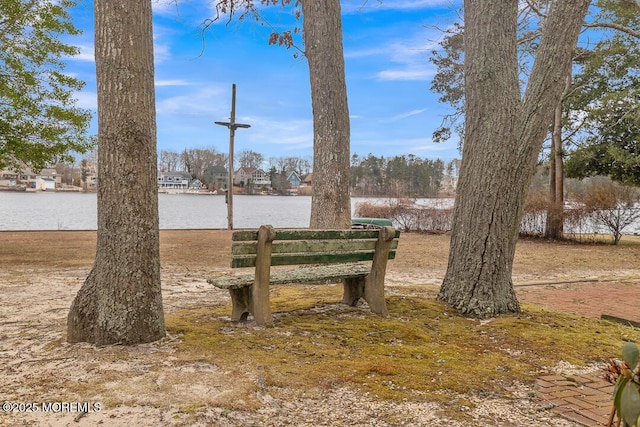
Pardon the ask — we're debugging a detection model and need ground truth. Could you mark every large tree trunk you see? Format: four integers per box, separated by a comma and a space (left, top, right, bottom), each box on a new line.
67, 0, 165, 344
302, 0, 352, 229
437, 0, 590, 317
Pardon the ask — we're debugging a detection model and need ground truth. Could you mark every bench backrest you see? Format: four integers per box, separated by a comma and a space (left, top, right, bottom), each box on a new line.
230, 227, 400, 268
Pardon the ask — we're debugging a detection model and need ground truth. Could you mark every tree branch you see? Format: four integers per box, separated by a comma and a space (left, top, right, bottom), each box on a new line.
524, 0, 547, 19
583, 22, 640, 39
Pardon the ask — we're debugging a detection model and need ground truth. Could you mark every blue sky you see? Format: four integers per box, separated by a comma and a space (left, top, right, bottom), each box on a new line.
66, 0, 461, 165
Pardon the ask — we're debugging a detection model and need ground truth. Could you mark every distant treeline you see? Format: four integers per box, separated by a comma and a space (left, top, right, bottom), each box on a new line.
350, 154, 449, 198
154, 148, 452, 197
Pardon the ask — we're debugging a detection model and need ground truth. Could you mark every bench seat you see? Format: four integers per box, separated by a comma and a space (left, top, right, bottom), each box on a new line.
209, 263, 371, 289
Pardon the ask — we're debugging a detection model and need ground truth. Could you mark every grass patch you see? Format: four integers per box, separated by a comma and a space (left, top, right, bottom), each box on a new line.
165, 285, 640, 408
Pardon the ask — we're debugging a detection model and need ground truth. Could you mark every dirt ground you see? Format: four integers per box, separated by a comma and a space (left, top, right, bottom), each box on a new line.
1, 230, 639, 426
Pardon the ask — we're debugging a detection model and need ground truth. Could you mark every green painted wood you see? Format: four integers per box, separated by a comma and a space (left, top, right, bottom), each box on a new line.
232, 239, 399, 256
231, 230, 259, 242
351, 217, 393, 227
209, 263, 371, 289
230, 250, 396, 268
232, 228, 400, 242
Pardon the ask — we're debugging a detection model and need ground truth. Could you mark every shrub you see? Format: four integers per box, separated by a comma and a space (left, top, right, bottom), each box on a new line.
605, 342, 640, 427
354, 199, 453, 233
574, 177, 640, 244
520, 189, 549, 236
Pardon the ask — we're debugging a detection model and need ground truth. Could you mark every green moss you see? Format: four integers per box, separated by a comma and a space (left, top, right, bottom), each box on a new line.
165, 287, 640, 409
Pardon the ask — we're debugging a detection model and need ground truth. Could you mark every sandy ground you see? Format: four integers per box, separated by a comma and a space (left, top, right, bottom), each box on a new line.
1, 230, 639, 426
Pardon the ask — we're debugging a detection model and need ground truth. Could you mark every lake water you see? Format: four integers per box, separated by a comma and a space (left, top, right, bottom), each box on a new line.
0, 192, 391, 231
2, 191, 639, 235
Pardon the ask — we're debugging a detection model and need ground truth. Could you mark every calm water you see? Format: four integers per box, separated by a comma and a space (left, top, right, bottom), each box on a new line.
0, 192, 387, 231
2, 192, 638, 234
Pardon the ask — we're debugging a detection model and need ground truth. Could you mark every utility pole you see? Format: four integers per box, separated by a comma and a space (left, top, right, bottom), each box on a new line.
215, 83, 250, 230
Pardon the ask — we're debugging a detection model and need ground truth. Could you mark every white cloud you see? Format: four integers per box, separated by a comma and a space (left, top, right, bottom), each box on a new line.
352, 135, 457, 159
70, 43, 95, 62
344, 46, 386, 59
364, 30, 438, 81
153, 41, 172, 64
155, 79, 192, 87
156, 85, 226, 115
74, 91, 97, 110
390, 109, 427, 121
238, 117, 313, 152
152, 0, 179, 15
342, 0, 453, 14
376, 68, 434, 81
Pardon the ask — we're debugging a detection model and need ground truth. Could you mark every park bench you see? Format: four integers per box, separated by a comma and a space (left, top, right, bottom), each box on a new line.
207, 224, 400, 327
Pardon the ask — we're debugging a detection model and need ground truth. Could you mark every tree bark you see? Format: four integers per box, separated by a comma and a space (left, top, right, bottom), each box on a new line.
545, 74, 571, 239
547, 131, 558, 236
67, 0, 165, 344
438, 0, 590, 318
302, 0, 352, 229
545, 100, 564, 238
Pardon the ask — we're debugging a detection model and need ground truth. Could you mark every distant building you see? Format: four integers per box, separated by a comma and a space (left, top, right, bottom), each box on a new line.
203, 165, 228, 189
233, 167, 271, 188
287, 171, 302, 188
0, 168, 59, 190
301, 173, 312, 187
80, 160, 98, 190
36, 177, 56, 191
0, 171, 20, 186
251, 168, 271, 187
157, 171, 192, 189
189, 179, 204, 190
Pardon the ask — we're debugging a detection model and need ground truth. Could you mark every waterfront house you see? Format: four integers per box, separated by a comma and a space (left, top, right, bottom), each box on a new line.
0, 170, 19, 186
189, 179, 204, 190
36, 177, 56, 191
157, 171, 192, 189
287, 171, 302, 188
0, 168, 59, 189
233, 167, 252, 187
203, 165, 228, 189
233, 167, 271, 188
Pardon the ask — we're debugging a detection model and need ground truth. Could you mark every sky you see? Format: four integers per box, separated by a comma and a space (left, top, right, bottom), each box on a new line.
65, 0, 462, 166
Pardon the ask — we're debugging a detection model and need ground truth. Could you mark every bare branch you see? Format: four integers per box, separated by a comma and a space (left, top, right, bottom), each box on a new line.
199, 0, 305, 57
583, 22, 640, 39
518, 30, 541, 45
524, 0, 548, 19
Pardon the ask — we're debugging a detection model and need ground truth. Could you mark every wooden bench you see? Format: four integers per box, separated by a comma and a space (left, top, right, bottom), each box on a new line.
207, 224, 400, 327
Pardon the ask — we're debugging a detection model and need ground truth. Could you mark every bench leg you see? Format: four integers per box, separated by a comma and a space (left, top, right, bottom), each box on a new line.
252, 277, 272, 327
363, 226, 393, 317
228, 287, 253, 322
364, 275, 389, 317
252, 226, 274, 327
342, 277, 365, 306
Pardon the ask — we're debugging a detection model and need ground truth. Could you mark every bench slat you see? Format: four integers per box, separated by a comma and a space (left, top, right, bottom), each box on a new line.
232, 239, 399, 256
232, 228, 400, 242
209, 263, 371, 289
231, 250, 396, 268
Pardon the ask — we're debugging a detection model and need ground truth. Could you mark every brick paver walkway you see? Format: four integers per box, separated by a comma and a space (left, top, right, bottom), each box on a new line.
515, 279, 639, 427
516, 279, 640, 325
535, 373, 614, 426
